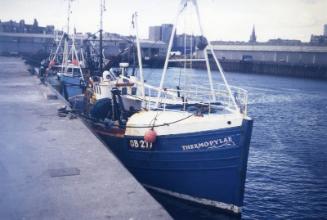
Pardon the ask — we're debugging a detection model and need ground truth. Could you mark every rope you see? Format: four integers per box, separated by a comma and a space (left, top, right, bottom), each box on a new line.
76, 110, 194, 129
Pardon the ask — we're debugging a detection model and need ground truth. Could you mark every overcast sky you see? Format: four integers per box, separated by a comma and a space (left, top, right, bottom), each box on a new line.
1, 0, 327, 42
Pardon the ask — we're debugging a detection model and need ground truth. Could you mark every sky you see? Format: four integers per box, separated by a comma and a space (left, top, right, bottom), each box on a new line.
1, 0, 327, 42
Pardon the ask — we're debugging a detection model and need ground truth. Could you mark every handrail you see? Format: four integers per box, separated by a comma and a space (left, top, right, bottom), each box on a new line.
119, 75, 248, 116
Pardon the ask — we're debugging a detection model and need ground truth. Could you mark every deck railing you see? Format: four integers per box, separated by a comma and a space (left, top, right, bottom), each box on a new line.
122, 76, 248, 116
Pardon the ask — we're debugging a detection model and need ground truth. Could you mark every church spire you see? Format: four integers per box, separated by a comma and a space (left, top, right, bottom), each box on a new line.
249, 25, 256, 43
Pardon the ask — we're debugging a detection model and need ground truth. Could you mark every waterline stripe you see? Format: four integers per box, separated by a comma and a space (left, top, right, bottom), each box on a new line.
143, 184, 241, 214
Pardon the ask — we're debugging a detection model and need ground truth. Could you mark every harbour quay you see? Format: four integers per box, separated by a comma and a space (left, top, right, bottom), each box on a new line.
0, 56, 171, 220
209, 43, 327, 79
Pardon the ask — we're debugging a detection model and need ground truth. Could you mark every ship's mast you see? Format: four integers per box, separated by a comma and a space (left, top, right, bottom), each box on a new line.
132, 12, 145, 100
155, 0, 188, 107
62, 0, 74, 73
99, 0, 105, 75
66, 0, 73, 35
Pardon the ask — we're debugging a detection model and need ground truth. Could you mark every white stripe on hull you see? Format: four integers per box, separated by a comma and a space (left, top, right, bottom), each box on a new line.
143, 184, 241, 214
126, 111, 243, 136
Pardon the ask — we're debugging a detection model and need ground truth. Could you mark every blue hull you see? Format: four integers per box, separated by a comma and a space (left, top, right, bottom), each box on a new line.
59, 75, 83, 99
91, 119, 253, 213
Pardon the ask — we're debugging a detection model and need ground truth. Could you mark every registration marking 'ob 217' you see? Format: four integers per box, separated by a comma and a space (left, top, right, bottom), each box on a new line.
129, 139, 153, 150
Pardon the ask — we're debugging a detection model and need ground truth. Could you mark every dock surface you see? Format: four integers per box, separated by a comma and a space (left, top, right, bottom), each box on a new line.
0, 57, 171, 220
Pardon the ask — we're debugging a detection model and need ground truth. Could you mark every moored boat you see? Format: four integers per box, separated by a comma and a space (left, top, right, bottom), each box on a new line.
46, 0, 86, 99
82, 0, 253, 214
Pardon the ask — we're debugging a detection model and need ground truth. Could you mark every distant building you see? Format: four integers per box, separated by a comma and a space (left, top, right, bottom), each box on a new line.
0, 32, 55, 56
310, 35, 327, 46
198, 24, 327, 67
249, 25, 256, 43
208, 43, 327, 66
267, 38, 302, 46
87, 32, 167, 59
148, 24, 174, 44
149, 26, 161, 41
161, 24, 173, 44
0, 19, 56, 56
0, 19, 54, 34
309, 25, 327, 46
140, 39, 167, 58
174, 34, 197, 54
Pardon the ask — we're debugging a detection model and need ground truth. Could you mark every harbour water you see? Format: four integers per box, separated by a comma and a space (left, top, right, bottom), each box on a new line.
141, 68, 327, 219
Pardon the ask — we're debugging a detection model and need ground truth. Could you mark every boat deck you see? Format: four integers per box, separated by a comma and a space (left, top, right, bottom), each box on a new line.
0, 57, 171, 220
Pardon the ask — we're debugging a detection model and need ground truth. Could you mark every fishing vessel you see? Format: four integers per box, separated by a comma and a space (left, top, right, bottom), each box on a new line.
55, 33, 85, 99
47, 0, 86, 99
83, 0, 253, 214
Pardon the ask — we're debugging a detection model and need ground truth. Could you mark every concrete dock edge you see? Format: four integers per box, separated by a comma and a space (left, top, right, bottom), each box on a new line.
0, 56, 171, 220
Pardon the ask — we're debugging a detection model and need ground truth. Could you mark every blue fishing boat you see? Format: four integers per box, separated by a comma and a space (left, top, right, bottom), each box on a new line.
83, 0, 253, 214
56, 30, 85, 99
57, 63, 85, 99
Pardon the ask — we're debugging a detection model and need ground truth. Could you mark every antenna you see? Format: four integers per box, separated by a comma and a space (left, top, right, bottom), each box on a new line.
66, 0, 75, 35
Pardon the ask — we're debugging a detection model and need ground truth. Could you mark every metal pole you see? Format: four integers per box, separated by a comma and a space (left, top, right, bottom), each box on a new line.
203, 49, 216, 101
99, 0, 104, 75
72, 34, 84, 81
156, 0, 187, 108
71, 33, 74, 61
67, 0, 71, 35
192, 0, 238, 110
209, 45, 238, 110
62, 35, 68, 73
51, 34, 64, 62
133, 13, 145, 100
63, 0, 73, 73
192, 0, 216, 102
